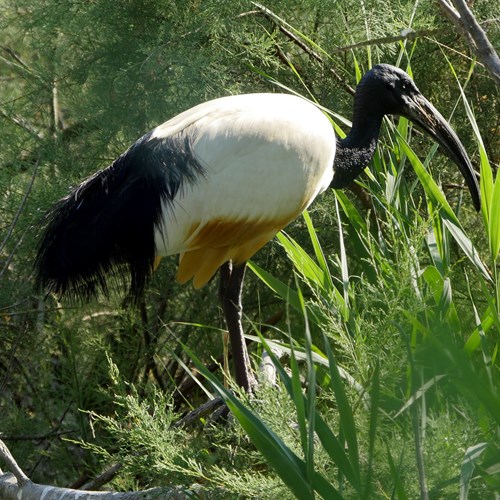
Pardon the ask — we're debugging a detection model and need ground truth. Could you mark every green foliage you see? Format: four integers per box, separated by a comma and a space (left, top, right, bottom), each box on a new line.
77, 357, 310, 497
1, 0, 499, 497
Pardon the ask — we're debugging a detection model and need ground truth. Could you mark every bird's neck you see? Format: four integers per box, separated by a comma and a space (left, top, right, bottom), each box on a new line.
331, 104, 383, 189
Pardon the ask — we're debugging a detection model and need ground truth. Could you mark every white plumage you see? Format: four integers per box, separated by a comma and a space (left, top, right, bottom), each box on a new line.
152, 94, 336, 287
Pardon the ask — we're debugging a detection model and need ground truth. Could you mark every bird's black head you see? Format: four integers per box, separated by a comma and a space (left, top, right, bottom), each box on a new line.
355, 64, 420, 117
348, 64, 481, 210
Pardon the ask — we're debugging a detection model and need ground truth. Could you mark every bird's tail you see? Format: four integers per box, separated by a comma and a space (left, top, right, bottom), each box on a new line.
35, 133, 205, 300
34, 150, 162, 302
35, 131, 206, 302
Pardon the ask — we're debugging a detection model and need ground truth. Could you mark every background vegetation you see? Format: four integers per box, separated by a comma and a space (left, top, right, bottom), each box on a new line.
1, 0, 499, 497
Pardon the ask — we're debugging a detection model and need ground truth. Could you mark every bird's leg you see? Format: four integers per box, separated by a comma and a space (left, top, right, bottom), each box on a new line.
219, 261, 256, 392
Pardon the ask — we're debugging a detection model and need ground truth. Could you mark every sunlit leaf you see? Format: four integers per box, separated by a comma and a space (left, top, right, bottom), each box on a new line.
460, 442, 488, 500
488, 173, 500, 261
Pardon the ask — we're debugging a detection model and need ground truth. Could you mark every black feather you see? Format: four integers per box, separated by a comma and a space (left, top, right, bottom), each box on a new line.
34, 130, 205, 301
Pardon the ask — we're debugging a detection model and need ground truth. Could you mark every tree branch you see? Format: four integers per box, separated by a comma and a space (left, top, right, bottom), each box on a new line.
437, 0, 500, 85
0, 438, 195, 499
0, 439, 29, 486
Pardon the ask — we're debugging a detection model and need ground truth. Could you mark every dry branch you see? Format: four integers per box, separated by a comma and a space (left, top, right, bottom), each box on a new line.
437, 0, 500, 85
0, 438, 195, 499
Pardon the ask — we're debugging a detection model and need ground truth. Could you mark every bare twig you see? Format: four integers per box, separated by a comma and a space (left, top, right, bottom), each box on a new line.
0, 430, 74, 442
437, 0, 500, 85
332, 29, 437, 53
80, 463, 123, 491
0, 45, 29, 68
0, 108, 44, 139
251, 2, 492, 97
251, 2, 355, 95
0, 50, 41, 82
171, 397, 225, 428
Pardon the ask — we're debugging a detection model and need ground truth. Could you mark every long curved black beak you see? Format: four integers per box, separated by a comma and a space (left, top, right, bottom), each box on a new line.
401, 93, 481, 211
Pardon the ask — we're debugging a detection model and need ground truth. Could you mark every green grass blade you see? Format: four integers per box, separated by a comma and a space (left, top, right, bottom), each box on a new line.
464, 304, 496, 353
277, 231, 329, 290
460, 442, 488, 500
444, 58, 487, 213
248, 260, 325, 325
396, 132, 458, 223
488, 173, 500, 261
288, 334, 309, 465
397, 115, 409, 143
430, 337, 500, 427
166, 348, 214, 400
256, 334, 362, 491
248, 261, 302, 312
479, 143, 493, 230
394, 375, 446, 418
463, 268, 500, 353
428, 204, 450, 274
334, 190, 375, 282
334, 194, 350, 307
397, 132, 490, 281
386, 442, 409, 500
441, 218, 491, 281
296, 280, 317, 486
323, 335, 361, 486
186, 341, 344, 499
421, 265, 445, 304
335, 190, 368, 233
363, 360, 380, 500
247, 335, 365, 394
183, 345, 315, 498
303, 209, 333, 291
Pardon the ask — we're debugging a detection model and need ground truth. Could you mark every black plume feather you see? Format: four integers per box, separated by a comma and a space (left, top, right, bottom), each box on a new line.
35, 130, 205, 301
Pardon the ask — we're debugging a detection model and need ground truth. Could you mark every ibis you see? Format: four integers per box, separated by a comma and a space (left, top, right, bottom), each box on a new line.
35, 64, 480, 392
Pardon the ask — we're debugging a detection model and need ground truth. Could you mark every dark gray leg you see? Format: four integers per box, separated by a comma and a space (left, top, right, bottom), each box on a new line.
219, 261, 256, 392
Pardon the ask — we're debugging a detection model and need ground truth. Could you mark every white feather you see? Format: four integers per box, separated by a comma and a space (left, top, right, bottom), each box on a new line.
153, 93, 335, 256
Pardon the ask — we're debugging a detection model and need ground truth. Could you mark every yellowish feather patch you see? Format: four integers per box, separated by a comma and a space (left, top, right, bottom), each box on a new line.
175, 215, 297, 288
